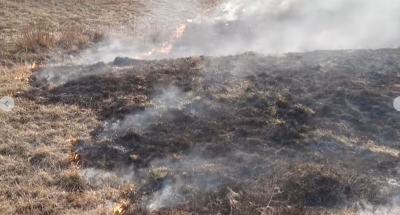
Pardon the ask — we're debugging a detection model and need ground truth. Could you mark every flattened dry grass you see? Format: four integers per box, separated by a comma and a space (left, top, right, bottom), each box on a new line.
0, 1, 231, 214
0, 0, 148, 214
0, 0, 152, 67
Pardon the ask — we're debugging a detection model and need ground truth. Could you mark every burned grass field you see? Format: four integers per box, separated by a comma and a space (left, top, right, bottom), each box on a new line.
2, 0, 400, 214
19, 49, 400, 214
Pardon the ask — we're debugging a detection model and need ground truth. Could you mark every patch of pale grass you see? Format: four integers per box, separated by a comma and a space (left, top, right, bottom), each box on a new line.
211, 80, 254, 100
13, 27, 55, 54
365, 140, 400, 157
315, 129, 399, 157
315, 129, 360, 147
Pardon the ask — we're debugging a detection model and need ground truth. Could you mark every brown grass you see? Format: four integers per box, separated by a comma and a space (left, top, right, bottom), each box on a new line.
0, 0, 148, 214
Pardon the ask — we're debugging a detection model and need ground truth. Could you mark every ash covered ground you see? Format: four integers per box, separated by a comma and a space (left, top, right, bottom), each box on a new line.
26, 47, 400, 214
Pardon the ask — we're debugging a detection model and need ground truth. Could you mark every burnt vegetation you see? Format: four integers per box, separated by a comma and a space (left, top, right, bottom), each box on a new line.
2, 0, 400, 214
19, 49, 400, 214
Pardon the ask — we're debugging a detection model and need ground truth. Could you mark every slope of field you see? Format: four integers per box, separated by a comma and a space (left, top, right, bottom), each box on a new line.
23, 49, 400, 214
1, 0, 400, 215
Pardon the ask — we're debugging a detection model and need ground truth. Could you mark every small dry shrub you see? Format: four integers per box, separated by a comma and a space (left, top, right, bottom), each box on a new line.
276, 94, 289, 107
58, 25, 90, 50
148, 166, 170, 181
10, 23, 104, 57
13, 24, 55, 53
58, 168, 87, 192
57, 25, 105, 50
90, 28, 105, 43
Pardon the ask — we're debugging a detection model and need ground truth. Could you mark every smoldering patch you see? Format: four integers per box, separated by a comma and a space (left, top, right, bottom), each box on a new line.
98, 85, 198, 139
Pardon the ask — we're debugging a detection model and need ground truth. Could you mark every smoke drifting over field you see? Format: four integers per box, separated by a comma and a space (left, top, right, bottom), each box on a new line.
172, 0, 400, 56
35, 0, 400, 84
102, 85, 188, 137
28, 0, 400, 214
76, 0, 400, 64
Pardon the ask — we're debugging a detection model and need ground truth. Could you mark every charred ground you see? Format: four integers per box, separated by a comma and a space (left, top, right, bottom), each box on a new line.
20, 49, 400, 214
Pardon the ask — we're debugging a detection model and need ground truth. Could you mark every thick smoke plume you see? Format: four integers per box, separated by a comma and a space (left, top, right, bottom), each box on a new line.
36, 0, 400, 83
76, 0, 205, 64
172, 0, 400, 57
79, 0, 400, 64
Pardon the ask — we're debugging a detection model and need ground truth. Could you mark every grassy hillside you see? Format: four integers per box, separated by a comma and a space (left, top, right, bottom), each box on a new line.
1, 0, 400, 214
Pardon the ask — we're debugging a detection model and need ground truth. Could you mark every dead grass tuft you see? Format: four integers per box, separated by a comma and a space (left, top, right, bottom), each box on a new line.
15, 198, 57, 215
57, 25, 104, 50
276, 94, 289, 107
58, 168, 88, 192
13, 24, 55, 54
148, 166, 171, 181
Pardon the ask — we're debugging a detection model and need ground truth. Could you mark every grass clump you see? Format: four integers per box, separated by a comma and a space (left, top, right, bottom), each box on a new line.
148, 166, 170, 181
58, 168, 87, 192
13, 24, 55, 54
276, 94, 289, 107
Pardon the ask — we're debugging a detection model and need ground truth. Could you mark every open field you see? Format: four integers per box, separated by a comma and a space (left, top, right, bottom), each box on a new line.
1, 0, 400, 214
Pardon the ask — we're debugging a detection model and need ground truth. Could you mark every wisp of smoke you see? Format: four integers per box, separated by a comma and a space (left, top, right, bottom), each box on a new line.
147, 184, 176, 211
356, 195, 400, 215
102, 85, 188, 137
146, 155, 224, 211
79, 167, 135, 187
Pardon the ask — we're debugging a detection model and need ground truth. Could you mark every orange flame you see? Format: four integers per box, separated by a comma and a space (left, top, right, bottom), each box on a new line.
173, 24, 187, 39
138, 23, 188, 59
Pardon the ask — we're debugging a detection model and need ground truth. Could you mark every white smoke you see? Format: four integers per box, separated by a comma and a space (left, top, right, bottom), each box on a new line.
79, 167, 135, 187
75, 0, 206, 64
173, 0, 400, 56
357, 196, 400, 215
147, 184, 177, 211
101, 85, 190, 137
77, 0, 400, 64
36, 0, 400, 83
75, 35, 146, 65
146, 155, 224, 211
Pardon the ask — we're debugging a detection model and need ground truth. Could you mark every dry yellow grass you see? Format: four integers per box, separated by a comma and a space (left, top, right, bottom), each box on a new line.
0, 0, 148, 214
0, 0, 152, 67
0, 1, 227, 214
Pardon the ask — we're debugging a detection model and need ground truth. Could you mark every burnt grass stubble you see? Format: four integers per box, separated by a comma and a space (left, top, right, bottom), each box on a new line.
24, 48, 400, 214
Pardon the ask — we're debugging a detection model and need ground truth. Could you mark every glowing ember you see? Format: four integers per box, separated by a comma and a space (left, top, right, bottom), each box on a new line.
173, 23, 187, 39
137, 23, 188, 59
